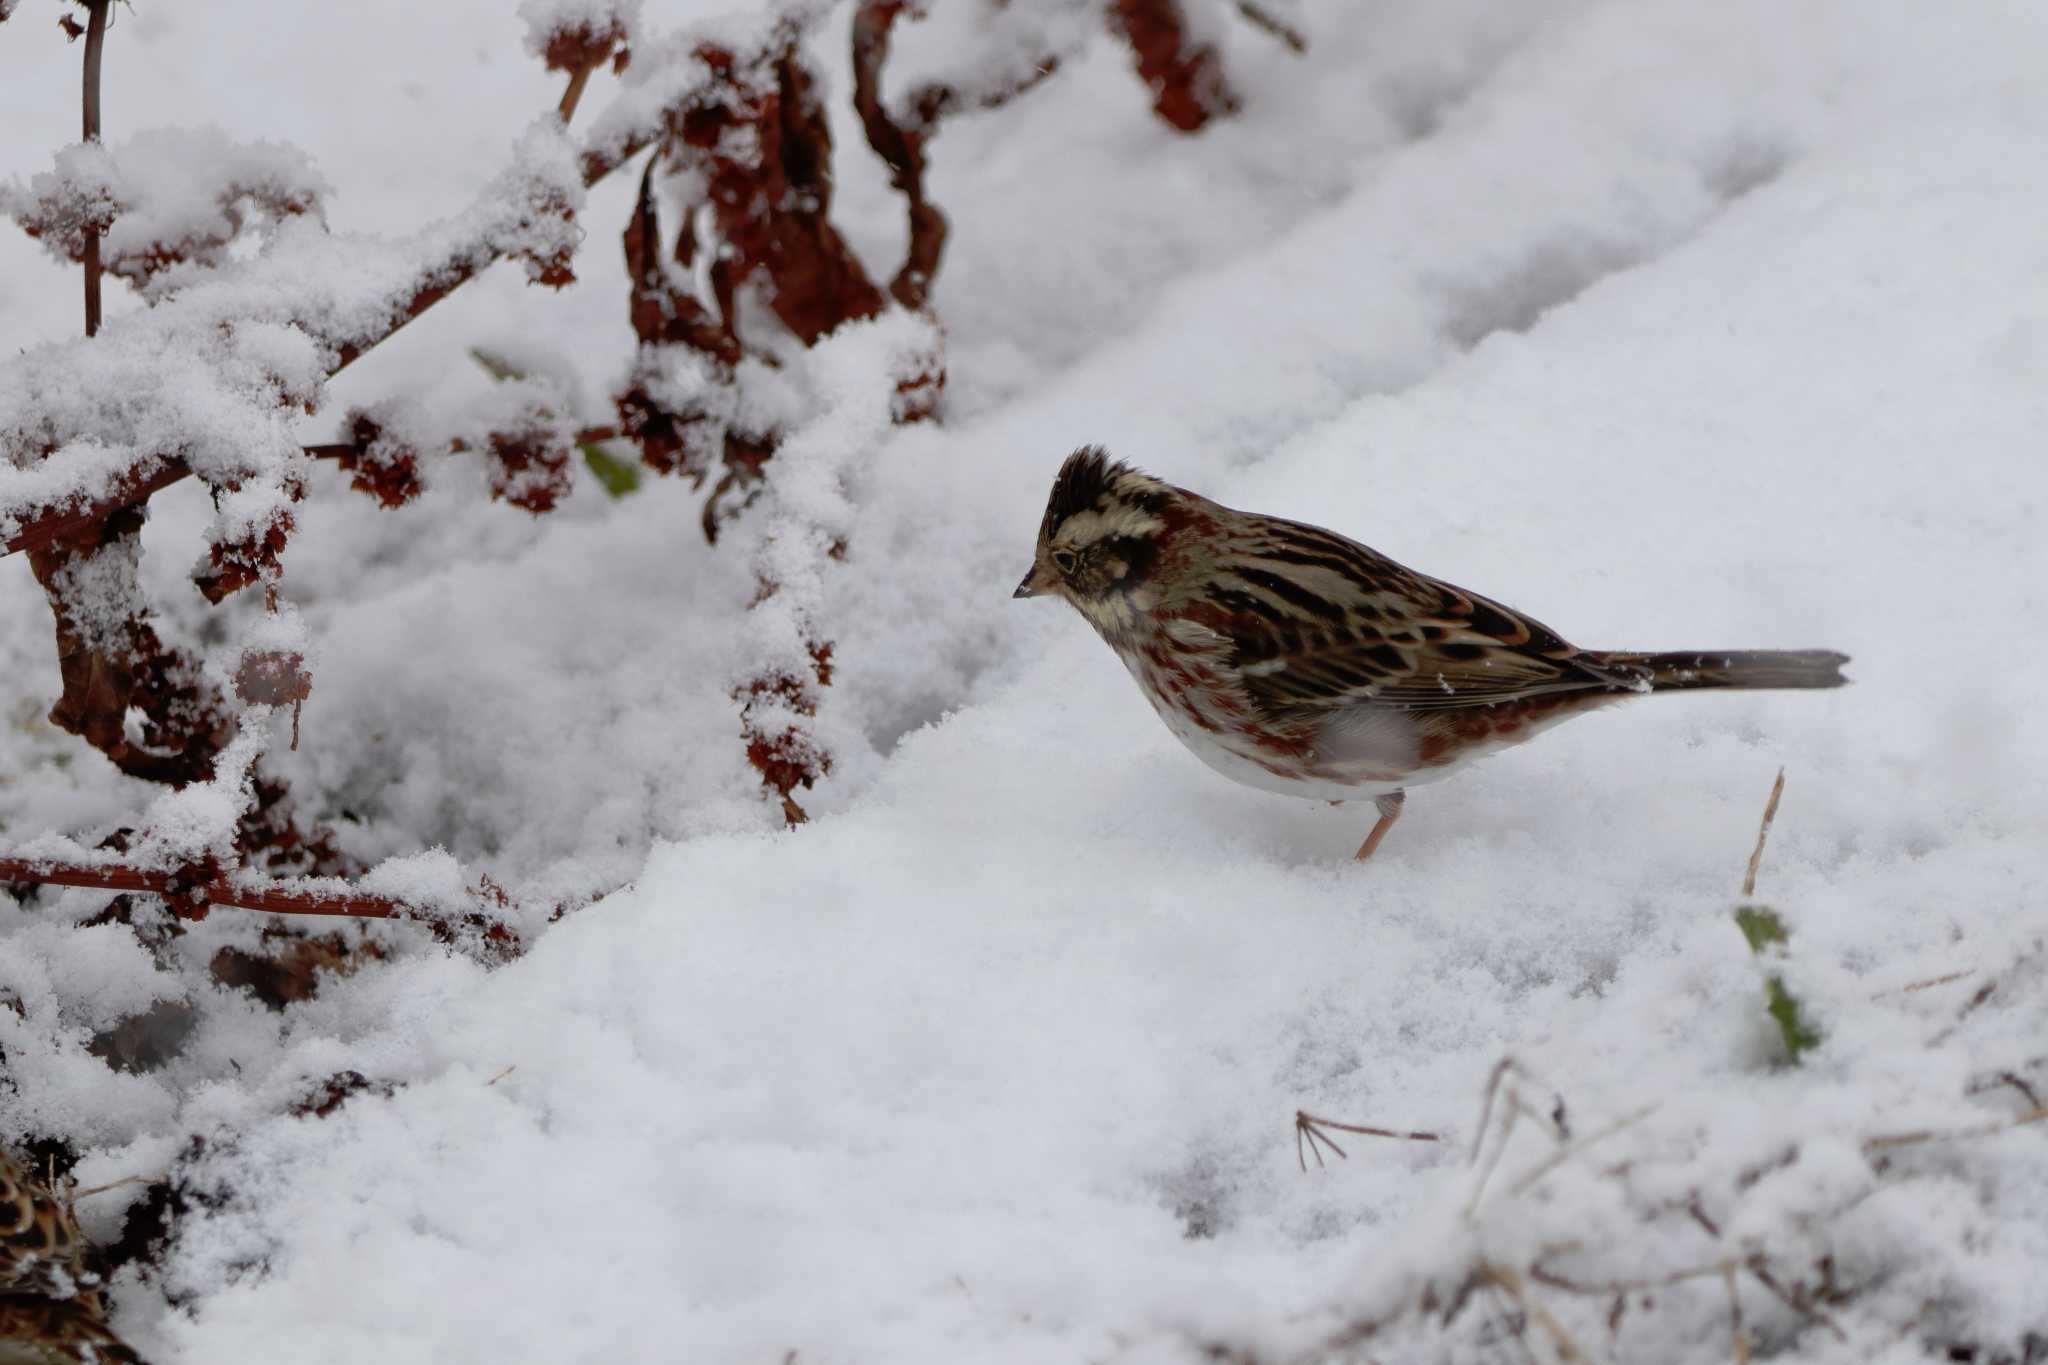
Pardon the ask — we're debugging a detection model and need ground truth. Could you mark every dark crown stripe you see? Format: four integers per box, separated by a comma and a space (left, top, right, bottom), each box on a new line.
1044, 445, 1127, 531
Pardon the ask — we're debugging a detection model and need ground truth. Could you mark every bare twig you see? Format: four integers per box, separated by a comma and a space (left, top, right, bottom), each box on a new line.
1929, 978, 1999, 1045
1723, 1262, 1749, 1364
1529, 1256, 1735, 1298
71, 1173, 159, 1200
0, 854, 407, 920
79, 0, 110, 337
1965, 1069, 2043, 1110
1478, 1262, 1590, 1364
1296, 1110, 1443, 1169
1742, 767, 1785, 898
1464, 1060, 1575, 1213
1470, 1057, 1518, 1164
1863, 1105, 2048, 1152
1745, 1257, 1848, 1343
1874, 969, 1973, 998
1234, 1, 1308, 52
1466, 1061, 1544, 1215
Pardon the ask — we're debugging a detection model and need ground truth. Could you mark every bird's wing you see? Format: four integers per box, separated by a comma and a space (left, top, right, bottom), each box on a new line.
1192, 516, 1640, 720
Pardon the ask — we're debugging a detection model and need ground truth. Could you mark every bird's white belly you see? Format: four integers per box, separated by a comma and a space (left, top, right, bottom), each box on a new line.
1121, 653, 1417, 803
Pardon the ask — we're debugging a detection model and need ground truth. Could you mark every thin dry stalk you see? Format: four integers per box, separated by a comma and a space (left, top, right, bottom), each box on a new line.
1234, 1, 1307, 52
1722, 1262, 1749, 1364
1744, 1258, 1848, 1343
1295, 1110, 1441, 1169
1929, 978, 1999, 1045
1874, 969, 1973, 998
1464, 1061, 1574, 1214
1965, 1069, 2042, 1109
71, 1174, 158, 1200
1742, 767, 1785, 898
1529, 1257, 1736, 1299
1863, 1104, 2048, 1152
1470, 1057, 1519, 1163
1479, 1262, 1592, 1364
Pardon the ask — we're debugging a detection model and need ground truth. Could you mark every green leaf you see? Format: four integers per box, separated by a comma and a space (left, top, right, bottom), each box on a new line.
582, 442, 640, 498
1732, 904, 1821, 1062
1763, 975, 1823, 1061
1734, 904, 1789, 952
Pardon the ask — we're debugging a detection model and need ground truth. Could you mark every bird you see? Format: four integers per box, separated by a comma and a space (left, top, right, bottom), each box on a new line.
0, 1151, 97, 1312
0, 1300, 144, 1365
1013, 447, 1847, 859
0, 1150, 144, 1365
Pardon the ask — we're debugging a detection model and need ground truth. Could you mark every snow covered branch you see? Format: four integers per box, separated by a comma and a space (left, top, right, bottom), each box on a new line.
0, 0, 1254, 907
0, 852, 522, 958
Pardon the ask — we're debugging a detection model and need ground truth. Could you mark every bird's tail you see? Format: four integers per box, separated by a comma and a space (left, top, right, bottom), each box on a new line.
1595, 649, 1850, 692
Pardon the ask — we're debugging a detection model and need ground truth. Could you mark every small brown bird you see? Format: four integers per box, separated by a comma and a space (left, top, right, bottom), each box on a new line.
0, 1152, 97, 1312
1015, 448, 1847, 859
0, 1150, 140, 1365
0, 1300, 144, 1365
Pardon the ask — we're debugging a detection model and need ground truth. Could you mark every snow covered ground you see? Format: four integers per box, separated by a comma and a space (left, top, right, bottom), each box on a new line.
2, 1, 2045, 1360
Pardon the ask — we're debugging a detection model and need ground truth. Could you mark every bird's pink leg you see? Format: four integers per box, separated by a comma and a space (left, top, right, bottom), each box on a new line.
1354, 790, 1405, 861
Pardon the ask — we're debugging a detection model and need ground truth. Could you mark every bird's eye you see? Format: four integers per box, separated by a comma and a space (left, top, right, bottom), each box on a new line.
1051, 548, 1079, 573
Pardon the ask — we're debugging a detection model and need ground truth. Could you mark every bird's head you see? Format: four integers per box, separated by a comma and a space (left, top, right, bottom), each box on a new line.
1014, 446, 1175, 630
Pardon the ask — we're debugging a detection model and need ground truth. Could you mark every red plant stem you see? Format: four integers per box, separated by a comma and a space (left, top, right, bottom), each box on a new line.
0, 856, 406, 920
1108, 0, 1238, 132
558, 62, 596, 124
2, 459, 186, 556
80, 0, 110, 337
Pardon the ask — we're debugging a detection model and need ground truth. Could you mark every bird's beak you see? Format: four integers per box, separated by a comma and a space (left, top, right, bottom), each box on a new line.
1015, 562, 1061, 599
